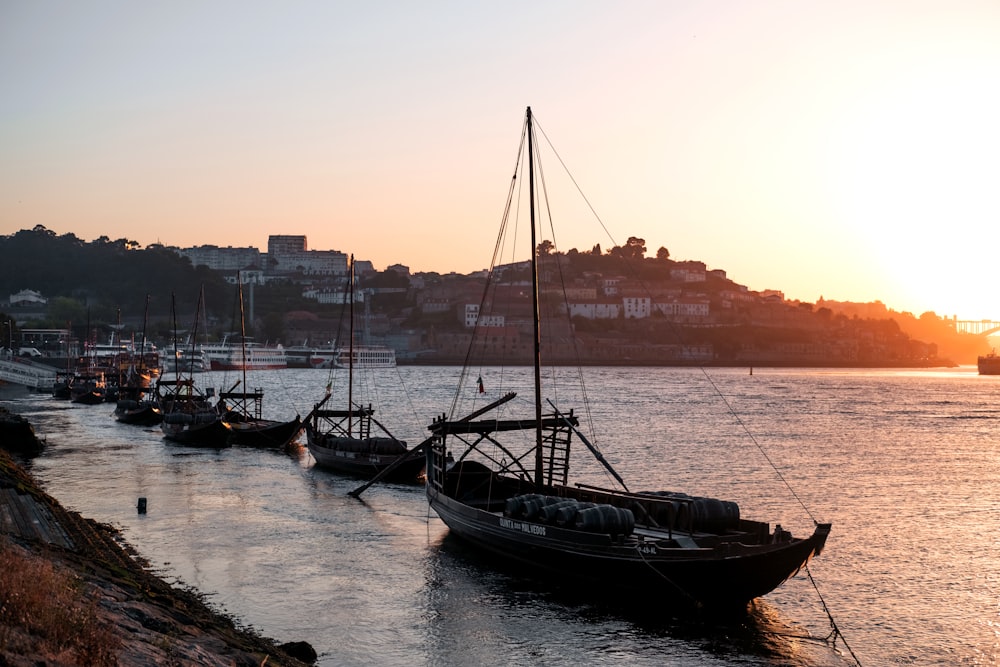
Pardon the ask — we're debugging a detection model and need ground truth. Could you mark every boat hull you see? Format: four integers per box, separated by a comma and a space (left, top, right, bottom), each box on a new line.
161, 415, 232, 447
305, 425, 424, 482
978, 354, 1000, 375
70, 390, 106, 405
227, 417, 302, 448
427, 486, 829, 613
210, 360, 288, 371
114, 402, 163, 426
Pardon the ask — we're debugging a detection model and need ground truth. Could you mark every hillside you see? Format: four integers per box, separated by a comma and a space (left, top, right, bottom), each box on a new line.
0, 226, 988, 366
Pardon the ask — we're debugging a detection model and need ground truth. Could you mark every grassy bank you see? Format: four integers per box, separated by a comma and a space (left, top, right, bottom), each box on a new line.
0, 447, 315, 666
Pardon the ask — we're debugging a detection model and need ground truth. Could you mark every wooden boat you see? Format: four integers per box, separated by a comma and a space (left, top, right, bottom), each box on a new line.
114, 296, 163, 426
69, 370, 106, 405
221, 385, 301, 447
157, 377, 231, 446
51, 370, 72, 399
114, 368, 163, 425
158, 291, 231, 447
420, 108, 831, 614
114, 394, 163, 426
217, 275, 303, 448
305, 256, 424, 481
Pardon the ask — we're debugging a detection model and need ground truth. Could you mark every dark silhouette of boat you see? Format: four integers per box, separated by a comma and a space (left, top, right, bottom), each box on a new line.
114, 380, 163, 426
978, 351, 1000, 375
221, 384, 301, 448
420, 108, 831, 614
305, 255, 424, 481
158, 291, 231, 447
218, 275, 302, 448
115, 296, 163, 426
157, 377, 231, 446
69, 371, 106, 405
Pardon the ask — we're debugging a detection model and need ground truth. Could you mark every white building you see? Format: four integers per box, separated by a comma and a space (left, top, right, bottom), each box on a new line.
9, 289, 46, 306
622, 296, 651, 319
654, 300, 711, 318
464, 304, 505, 328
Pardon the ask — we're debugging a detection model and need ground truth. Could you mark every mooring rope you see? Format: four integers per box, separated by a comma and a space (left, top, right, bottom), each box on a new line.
806, 564, 864, 666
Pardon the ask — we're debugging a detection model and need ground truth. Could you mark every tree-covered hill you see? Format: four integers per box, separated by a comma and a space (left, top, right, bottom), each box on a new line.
0, 226, 230, 325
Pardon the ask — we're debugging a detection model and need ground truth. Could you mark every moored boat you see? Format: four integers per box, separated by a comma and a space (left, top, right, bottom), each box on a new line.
157, 377, 231, 446
69, 371, 106, 405
202, 336, 287, 371
978, 351, 1000, 375
114, 395, 163, 426
419, 108, 831, 614
305, 256, 423, 481
332, 344, 396, 369
158, 291, 231, 447
223, 395, 301, 448
217, 276, 303, 448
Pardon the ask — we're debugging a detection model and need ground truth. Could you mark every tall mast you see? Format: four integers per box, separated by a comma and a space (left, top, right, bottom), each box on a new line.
527, 106, 544, 487
190, 287, 204, 381
348, 254, 355, 436
238, 272, 247, 392
171, 293, 180, 383
138, 294, 150, 374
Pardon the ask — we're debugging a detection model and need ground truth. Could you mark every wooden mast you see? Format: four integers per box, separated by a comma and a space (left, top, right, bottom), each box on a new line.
238, 272, 247, 394
348, 254, 355, 436
527, 106, 544, 487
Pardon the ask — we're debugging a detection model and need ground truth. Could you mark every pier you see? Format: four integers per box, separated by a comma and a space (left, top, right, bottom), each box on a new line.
0, 355, 56, 391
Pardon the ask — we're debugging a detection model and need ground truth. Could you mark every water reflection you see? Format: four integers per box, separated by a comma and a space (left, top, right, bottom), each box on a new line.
424, 533, 841, 667
15, 366, 1000, 664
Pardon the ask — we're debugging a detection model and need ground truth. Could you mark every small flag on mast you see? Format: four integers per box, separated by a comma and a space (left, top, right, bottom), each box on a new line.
477, 375, 485, 394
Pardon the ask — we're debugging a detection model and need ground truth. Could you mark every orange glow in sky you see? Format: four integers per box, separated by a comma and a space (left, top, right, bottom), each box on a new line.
2, 1, 999, 319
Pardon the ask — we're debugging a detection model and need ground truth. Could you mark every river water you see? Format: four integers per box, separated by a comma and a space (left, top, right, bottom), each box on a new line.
8, 365, 1000, 666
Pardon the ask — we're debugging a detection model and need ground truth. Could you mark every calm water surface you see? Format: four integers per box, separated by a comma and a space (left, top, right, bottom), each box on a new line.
9, 365, 1000, 666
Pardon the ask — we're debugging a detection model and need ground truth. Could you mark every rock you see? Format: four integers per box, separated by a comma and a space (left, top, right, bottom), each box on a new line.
280, 641, 318, 663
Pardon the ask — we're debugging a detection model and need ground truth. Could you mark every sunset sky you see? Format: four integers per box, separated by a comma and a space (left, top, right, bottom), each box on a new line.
2, 1, 999, 320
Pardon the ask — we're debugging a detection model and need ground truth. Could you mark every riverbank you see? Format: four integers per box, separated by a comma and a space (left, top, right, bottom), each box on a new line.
0, 445, 315, 666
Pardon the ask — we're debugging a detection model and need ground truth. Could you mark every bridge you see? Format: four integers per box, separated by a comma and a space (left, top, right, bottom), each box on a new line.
954, 320, 1000, 336
0, 357, 56, 391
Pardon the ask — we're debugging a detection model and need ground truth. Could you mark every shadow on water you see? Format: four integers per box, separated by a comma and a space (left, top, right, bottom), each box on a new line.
425, 533, 843, 667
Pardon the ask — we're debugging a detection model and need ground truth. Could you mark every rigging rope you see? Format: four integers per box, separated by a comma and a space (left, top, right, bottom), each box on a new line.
806, 564, 864, 666
532, 111, 861, 666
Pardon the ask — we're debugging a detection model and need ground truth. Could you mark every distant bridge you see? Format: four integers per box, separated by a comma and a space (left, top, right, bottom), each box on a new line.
954, 320, 1000, 336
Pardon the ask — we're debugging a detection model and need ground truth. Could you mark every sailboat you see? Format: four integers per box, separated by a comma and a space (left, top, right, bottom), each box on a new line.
115, 296, 163, 426
158, 290, 231, 447
69, 314, 107, 405
305, 255, 424, 481
220, 274, 302, 448
420, 108, 832, 613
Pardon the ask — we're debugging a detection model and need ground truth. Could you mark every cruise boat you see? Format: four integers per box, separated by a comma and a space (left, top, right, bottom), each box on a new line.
285, 345, 339, 369
333, 344, 396, 369
162, 348, 209, 373
201, 336, 287, 371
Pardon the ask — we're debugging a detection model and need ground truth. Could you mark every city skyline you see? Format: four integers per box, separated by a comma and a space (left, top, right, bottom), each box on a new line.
2, 2, 999, 320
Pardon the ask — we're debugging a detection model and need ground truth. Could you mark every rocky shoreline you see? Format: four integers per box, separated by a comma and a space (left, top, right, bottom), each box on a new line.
0, 442, 316, 666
